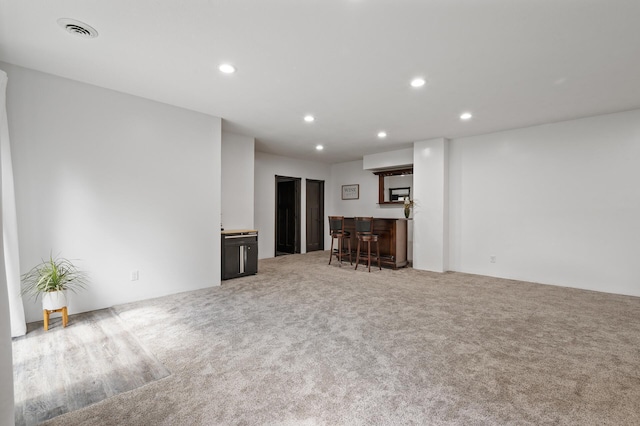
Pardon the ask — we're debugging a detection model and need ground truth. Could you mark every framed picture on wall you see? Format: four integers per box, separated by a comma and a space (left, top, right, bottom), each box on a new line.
341, 184, 359, 200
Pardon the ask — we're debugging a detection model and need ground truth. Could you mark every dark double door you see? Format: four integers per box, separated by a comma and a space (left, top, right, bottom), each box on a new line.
275, 176, 324, 256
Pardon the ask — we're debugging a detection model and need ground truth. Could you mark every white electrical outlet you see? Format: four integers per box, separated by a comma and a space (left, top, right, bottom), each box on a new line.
490, 256, 496, 263
131, 270, 139, 281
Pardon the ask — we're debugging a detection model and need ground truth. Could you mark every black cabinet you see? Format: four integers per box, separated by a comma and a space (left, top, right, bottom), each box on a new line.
222, 231, 258, 280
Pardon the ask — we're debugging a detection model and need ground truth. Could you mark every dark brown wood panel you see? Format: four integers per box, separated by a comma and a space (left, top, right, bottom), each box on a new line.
275, 176, 301, 255
306, 179, 324, 252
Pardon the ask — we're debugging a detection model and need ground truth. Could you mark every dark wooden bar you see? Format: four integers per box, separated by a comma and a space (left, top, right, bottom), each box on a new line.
343, 217, 408, 269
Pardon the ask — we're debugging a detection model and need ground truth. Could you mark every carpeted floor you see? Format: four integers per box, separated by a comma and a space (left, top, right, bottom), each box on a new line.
35, 251, 640, 425
13, 309, 169, 425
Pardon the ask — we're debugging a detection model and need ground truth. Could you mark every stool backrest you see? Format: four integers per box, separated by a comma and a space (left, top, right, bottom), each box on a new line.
355, 217, 374, 235
328, 216, 345, 234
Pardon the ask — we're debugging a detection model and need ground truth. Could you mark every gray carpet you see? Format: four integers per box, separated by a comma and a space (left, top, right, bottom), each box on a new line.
34, 251, 640, 425
13, 309, 170, 425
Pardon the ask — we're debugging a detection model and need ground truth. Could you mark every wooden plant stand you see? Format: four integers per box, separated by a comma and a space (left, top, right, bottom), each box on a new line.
43, 307, 68, 331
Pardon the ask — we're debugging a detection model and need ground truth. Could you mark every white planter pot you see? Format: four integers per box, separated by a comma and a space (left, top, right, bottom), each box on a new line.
42, 290, 68, 310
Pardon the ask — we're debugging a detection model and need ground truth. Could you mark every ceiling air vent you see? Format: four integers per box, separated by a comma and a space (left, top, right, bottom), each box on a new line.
57, 18, 98, 38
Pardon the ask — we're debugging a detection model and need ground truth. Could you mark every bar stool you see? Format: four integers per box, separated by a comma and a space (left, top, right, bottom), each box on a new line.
355, 217, 381, 272
328, 216, 352, 266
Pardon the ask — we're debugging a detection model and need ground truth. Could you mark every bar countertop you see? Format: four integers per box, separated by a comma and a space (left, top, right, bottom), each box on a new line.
343, 217, 410, 220
221, 229, 258, 235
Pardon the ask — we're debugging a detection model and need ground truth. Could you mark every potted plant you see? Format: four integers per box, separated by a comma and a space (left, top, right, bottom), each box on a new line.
20, 254, 88, 310
403, 197, 415, 218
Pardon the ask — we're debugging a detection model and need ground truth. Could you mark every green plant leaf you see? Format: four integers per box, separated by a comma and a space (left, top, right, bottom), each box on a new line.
20, 253, 89, 301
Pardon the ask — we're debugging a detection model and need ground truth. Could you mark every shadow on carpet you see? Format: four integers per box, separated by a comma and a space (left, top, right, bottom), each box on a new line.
12, 308, 170, 425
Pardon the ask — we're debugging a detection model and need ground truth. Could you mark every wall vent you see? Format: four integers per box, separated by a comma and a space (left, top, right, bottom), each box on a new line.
57, 18, 98, 38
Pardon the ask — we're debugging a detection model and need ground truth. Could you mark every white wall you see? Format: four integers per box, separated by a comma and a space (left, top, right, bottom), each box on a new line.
329, 159, 412, 260
5, 63, 222, 322
448, 109, 640, 296
363, 147, 413, 170
0, 233, 13, 426
221, 131, 255, 230
413, 138, 449, 272
254, 152, 330, 259
0, 102, 14, 426
330, 160, 378, 218
329, 160, 407, 219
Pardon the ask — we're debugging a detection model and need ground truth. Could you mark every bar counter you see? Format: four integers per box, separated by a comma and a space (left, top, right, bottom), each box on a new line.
343, 217, 408, 269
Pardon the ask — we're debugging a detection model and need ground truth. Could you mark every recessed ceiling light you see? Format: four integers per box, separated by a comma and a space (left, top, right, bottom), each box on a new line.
460, 112, 473, 120
316, 145, 324, 151
377, 131, 387, 138
410, 78, 426, 88
304, 115, 315, 123
218, 64, 236, 74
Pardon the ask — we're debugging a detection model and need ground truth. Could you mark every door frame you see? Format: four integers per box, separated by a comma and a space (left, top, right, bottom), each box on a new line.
274, 175, 301, 256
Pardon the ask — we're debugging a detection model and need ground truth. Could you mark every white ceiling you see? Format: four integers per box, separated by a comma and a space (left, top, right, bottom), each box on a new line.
1, 1, 639, 163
